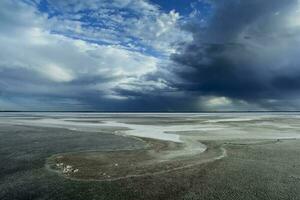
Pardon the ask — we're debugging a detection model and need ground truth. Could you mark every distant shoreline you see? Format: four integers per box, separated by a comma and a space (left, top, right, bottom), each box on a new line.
1, 111, 300, 113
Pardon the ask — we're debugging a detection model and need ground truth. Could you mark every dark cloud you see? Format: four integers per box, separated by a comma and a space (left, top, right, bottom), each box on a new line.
169, 0, 300, 109
2, 0, 300, 111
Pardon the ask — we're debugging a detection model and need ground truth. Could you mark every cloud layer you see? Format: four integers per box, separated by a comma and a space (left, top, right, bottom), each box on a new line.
1, 0, 300, 111
169, 0, 300, 110
0, 0, 188, 110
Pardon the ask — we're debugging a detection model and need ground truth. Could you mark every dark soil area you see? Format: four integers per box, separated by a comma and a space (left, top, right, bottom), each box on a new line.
0, 123, 299, 200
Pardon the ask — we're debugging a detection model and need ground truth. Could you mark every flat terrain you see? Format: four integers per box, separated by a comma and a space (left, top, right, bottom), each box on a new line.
46, 138, 225, 182
0, 112, 300, 200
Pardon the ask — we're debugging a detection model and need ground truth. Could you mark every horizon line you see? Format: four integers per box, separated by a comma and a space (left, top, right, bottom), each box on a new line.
1, 110, 300, 113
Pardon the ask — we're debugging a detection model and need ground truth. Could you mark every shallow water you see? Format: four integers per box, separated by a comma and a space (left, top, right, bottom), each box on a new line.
1, 112, 300, 141
1, 112, 300, 200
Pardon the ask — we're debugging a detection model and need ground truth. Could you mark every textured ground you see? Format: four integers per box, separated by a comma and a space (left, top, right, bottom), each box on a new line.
0, 113, 300, 200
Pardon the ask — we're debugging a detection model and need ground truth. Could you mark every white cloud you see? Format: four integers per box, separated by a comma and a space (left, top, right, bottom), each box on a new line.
44, 0, 191, 55
0, 0, 179, 110
124, 9, 191, 54
206, 97, 232, 107
199, 96, 259, 111
41, 64, 74, 82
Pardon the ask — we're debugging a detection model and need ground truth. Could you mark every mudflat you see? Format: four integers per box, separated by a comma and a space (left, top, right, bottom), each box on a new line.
0, 112, 300, 200
46, 138, 225, 181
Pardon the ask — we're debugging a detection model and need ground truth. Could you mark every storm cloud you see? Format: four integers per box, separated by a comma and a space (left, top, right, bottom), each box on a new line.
168, 0, 300, 110
1, 0, 300, 111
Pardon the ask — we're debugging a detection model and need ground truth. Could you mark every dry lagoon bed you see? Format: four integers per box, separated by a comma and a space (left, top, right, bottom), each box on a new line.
0, 112, 300, 200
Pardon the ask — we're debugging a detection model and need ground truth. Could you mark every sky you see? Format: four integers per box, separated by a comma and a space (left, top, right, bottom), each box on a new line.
1, 0, 300, 111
